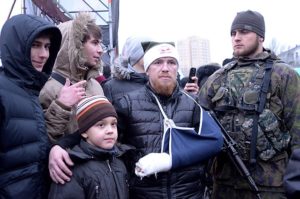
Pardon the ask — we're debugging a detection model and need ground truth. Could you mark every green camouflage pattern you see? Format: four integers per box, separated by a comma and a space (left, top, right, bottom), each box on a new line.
199, 50, 300, 194
212, 183, 287, 199
258, 109, 290, 161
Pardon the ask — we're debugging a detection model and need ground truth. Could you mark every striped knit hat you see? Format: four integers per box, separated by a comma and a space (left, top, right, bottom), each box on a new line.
76, 95, 118, 134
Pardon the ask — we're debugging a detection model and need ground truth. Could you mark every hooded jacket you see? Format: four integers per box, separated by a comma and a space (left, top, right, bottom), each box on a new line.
48, 140, 132, 199
0, 14, 61, 199
102, 60, 148, 105
39, 13, 104, 141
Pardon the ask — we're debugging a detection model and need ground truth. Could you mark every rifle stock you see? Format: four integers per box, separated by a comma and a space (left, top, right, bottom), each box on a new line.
209, 111, 262, 199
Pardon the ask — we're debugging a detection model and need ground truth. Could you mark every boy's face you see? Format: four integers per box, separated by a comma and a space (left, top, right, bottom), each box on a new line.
82, 35, 103, 68
31, 36, 51, 72
82, 116, 118, 149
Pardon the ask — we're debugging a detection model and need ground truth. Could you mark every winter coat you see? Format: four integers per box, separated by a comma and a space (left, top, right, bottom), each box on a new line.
0, 14, 61, 199
39, 13, 104, 142
48, 140, 132, 199
115, 84, 207, 199
102, 61, 148, 105
199, 50, 300, 194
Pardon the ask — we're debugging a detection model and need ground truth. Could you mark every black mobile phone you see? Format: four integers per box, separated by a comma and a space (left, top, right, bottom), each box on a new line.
188, 67, 196, 83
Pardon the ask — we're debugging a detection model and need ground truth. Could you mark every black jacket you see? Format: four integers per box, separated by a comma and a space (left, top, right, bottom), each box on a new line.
102, 62, 148, 105
0, 14, 61, 199
48, 140, 132, 199
284, 148, 300, 199
114, 84, 206, 199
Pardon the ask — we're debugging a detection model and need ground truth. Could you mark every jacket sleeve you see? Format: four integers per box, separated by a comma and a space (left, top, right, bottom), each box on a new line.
277, 66, 300, 150
114, 95, 130, 143
198, 72, 219, 110
284, 148, 300, 199
48, 177, 85, 199
39, 83, 72, 142
102, 81, 113, 103
57, 130, 81, 149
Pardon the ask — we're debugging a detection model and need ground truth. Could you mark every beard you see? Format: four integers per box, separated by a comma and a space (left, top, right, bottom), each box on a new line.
150, 79, 177, 96
233, 37, 260, 58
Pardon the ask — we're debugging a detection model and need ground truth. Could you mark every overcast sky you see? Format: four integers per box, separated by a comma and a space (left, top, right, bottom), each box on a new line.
118, 0, 300, 64
1, 0, 300, 65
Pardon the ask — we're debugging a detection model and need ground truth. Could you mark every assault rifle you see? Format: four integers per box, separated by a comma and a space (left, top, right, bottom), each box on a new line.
210, 111, 262, 199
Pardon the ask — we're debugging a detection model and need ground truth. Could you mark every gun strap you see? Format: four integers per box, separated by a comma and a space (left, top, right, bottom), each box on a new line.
249, 60, 273, 165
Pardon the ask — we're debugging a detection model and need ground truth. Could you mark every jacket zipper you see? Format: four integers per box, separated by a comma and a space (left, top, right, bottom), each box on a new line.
106, 160, 112, 172
95, 185, 100, 199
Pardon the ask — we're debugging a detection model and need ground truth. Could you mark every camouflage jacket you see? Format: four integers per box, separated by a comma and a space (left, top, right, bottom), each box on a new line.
199, 50, 300, 190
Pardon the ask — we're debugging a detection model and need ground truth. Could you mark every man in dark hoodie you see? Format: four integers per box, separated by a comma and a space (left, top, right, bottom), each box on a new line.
0, 14, 61, 198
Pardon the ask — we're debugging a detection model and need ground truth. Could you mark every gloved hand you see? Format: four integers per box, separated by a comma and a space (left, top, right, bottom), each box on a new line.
135, 153, 172, 177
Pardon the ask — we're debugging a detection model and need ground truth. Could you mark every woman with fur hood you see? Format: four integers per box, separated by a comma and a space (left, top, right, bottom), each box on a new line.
39, 13, 105, 142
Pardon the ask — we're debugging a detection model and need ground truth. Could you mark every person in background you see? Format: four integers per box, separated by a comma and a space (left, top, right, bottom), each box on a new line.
179, 76, 189, 88
183, 68, 199, 95
102, 36, 151, 105
95, 61, 112, 86
199, 10, 300, 199
48, 95, 132, 199
39, 12, 105, 143
0, 14, 61, 198
196, 63, 221, 89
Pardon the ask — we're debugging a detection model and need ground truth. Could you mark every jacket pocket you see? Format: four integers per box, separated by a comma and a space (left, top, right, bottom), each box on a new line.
253, 152, 288, 187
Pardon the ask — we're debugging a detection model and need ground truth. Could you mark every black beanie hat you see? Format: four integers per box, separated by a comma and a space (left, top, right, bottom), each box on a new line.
231, 10, 265, 38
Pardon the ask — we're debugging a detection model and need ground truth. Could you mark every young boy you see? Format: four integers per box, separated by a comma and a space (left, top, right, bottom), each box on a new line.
48, 96, 131, 199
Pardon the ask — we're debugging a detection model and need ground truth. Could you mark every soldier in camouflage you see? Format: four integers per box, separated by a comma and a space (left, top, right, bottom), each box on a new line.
199, 10, 300, 199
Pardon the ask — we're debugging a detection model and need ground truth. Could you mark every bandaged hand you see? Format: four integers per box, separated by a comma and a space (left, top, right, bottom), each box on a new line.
135, 153, 172, 177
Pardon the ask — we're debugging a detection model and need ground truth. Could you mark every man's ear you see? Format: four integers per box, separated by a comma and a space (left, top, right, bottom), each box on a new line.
259, 37, 264, 42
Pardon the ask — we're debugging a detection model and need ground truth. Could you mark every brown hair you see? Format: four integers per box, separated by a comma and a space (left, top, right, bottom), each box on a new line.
82, 23, 102, 43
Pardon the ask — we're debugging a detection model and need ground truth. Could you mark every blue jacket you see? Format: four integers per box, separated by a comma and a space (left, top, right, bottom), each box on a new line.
0, 14, 61, 199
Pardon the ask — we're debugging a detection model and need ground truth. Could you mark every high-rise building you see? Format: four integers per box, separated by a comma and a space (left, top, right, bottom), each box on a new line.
176, 36, 211, 76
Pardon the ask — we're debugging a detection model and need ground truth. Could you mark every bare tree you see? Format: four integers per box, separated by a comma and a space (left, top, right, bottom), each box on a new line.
266, 38, 282, 55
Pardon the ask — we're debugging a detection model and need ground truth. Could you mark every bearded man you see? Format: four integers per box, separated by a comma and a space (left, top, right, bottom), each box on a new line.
112, 41, 222, 198
199, 10, 300, 199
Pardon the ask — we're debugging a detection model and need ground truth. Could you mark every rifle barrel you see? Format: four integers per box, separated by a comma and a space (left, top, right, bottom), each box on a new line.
209, 111, 262, 199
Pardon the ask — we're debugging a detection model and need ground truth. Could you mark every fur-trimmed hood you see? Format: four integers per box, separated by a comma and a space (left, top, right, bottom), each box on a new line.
53, 13, 101, 82
112, 58, 133, 80
112, 57, 148, 82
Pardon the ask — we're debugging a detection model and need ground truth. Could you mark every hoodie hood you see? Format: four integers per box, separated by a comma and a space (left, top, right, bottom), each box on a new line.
53, 13, 101, 82
0, 14, 61, 91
